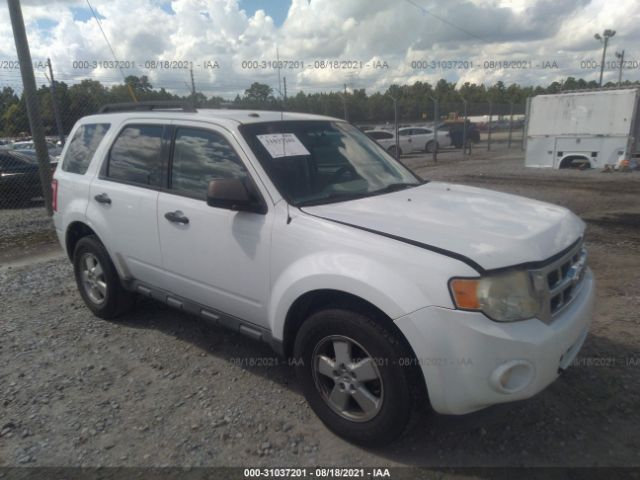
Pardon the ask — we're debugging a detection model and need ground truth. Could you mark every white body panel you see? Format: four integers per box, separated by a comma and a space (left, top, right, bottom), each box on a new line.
53, 108, 596, 417
304, 182, 584, 271
525, 89, 640, 168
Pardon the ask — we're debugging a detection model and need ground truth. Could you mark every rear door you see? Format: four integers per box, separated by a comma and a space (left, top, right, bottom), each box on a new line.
87, 121, 167, 285
155, 122, 271, 326
412, 128, 432, 151
397, 129, 414, 153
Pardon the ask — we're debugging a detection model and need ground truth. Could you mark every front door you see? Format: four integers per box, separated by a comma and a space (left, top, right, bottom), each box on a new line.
156, 123, 271, 326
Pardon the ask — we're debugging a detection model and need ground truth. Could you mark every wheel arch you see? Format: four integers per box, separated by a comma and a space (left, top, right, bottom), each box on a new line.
65, 221, 98, 260
280, 289, 415, 361
558, 155, 592, 169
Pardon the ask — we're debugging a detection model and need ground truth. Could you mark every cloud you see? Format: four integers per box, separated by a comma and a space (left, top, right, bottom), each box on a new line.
0, 0, 638, 97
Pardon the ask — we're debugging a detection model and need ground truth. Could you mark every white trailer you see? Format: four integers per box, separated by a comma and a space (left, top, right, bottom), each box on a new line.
525, 88, 640, 169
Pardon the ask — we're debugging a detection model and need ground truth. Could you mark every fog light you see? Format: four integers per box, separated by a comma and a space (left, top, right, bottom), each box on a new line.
489, 360, 535, 394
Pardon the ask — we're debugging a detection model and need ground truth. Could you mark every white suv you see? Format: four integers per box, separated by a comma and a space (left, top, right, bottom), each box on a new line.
53, 103, 595, 446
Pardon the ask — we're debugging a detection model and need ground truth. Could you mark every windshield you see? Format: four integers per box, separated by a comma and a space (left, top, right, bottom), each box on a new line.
239, 121, 422, 206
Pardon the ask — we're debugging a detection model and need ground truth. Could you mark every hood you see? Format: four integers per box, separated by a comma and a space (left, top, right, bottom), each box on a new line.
302, 182, 584, 272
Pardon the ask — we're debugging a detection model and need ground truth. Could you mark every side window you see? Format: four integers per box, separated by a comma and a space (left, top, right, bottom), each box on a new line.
107, 125, 163, 186
399, 130, 410, 136
62, 123, 111, 174
170, 128, 247, 199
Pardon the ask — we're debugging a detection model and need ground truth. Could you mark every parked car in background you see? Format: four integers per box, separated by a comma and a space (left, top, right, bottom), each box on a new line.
398, 126, 451, 153
445, 121, 481, 148
364, 129, 411, 157
0, 150, 56, 206
10, 140, 63, 158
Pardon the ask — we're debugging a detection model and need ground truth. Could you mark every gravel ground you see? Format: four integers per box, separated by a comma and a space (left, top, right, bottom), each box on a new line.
1, 149, 639, 469
0, 206, 55, 264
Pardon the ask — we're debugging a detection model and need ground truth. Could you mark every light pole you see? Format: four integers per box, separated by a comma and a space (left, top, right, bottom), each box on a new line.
594, 29, 615, 87
615, 50, 625, 86
458, 95, 468, 154
428, 95, 438, 163
386, 94, 400, 160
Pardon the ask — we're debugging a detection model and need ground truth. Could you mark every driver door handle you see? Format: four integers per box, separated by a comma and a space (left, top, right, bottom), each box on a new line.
164, 210, 189, 225
94, 193, 111, 205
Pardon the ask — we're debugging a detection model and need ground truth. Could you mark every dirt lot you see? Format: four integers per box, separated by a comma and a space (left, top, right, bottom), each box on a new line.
1, 149, 639, 470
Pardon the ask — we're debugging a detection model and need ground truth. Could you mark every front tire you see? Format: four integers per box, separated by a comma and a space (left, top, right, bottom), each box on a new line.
387, 146, 402, 158
294, 308, 420, 446
73, 235, 135, 319
425, 140, 438, 153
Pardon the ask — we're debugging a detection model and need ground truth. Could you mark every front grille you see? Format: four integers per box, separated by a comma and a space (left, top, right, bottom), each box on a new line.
530, 240, 588, 323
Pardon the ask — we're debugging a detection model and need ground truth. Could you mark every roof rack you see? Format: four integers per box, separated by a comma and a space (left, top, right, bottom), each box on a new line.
98, 101, 197, 114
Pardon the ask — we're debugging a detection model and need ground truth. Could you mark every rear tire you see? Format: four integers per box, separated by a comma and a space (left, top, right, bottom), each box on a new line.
73, 235, 135, 319
294, 308, 422, 446
425, 141, 438, 153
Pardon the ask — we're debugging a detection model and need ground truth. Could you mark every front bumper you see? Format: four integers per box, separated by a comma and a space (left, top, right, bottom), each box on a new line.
395, 269, 595, 415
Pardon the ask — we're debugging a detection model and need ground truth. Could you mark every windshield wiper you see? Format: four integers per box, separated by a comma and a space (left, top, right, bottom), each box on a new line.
296, 191, 373, 207
372, 182, 420, 194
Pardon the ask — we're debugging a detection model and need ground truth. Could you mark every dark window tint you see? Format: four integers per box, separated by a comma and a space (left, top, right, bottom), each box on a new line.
0, 153, 27, 169
399, 129, 411, 136
170, 128, 247, 199
239, 121, 420, 206
62, 123, 110, 174
367, 131, 393, 140
107, 125, 163, 186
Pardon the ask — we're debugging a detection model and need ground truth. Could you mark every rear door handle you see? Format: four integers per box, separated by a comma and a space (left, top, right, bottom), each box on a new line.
94, 193, 111, 205
164, 210, 189, 225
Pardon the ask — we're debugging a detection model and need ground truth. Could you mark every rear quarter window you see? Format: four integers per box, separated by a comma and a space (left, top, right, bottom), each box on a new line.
367, 131, 393, 140
61, 123, 111, 174
107, 125, 164, 187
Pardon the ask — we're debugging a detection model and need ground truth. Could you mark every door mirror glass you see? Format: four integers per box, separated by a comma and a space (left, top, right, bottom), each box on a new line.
206, 178, 266, 214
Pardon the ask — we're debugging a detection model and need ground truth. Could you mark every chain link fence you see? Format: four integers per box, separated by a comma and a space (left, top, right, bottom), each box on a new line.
355, 100, 527, 155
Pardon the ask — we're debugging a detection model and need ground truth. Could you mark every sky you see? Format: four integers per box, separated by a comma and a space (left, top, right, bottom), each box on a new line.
1, 0, 639, 98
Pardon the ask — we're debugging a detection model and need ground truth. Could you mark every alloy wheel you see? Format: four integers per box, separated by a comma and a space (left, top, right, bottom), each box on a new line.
312, 335, 384, 422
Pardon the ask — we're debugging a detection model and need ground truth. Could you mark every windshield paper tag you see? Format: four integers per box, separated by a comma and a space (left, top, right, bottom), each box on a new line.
257, 133, 310, 158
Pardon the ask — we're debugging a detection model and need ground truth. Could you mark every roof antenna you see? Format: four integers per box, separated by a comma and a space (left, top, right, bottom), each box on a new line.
276, 44, 290, 222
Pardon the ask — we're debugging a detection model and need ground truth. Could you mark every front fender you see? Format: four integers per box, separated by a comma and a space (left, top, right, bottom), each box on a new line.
269, 252, 429, 341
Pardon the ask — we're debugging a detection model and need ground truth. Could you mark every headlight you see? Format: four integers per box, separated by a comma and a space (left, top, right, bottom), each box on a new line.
449, 270, 541, 322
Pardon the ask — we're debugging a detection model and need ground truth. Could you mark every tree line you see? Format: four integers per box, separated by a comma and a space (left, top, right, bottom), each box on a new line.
1, 74, 638, 137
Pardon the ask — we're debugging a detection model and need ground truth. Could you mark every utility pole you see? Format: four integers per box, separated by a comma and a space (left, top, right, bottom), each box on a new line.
8, 0, 53, 215
394, 98, 399, 160
487, 100, 493, 151
507, 101, 514, 149
428, 96, 438, 163
595, 29, 616, 87
283, 76, 287, 104
46, 58, 65, 145
615, 50, 625, 85
343, 83, 348, 121
460, 97, 468, 154
189, 66, 196, 105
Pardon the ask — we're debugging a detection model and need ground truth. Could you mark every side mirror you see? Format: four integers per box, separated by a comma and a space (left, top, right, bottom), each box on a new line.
206, 178, 266, 214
